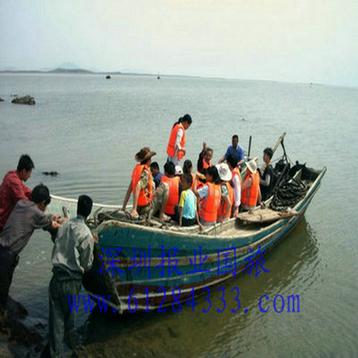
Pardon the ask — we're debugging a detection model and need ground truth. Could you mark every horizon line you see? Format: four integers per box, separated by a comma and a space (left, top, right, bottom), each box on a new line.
0, 67, 357, 90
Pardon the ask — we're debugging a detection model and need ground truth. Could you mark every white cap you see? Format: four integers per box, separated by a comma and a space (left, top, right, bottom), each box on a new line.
246, 157, 258, 174
175, 165, 183, 175
215, 163, 233, 181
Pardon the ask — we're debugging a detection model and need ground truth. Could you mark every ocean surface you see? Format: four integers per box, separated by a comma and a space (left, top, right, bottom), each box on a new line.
0, 73, 357, 357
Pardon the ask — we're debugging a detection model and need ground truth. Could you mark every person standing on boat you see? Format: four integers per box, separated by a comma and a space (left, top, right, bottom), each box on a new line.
196, 166, 221, 226
218, 135, 245, 166
122, 147, 156, 219
226, 155, 242, 217
166, 114, 192, 165
197, 142, 213, 175
241, 158, 262, 211
0, 154, 34, 232
48, 195, 96, 357
259, 147, 274, 201
0, 184, 61, 318
216, 163, 233, 222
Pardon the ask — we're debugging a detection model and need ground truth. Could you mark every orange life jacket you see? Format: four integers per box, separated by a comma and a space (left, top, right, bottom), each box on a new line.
202, 159, 211, 170
217, 182, 234, 220
166, 123, 186, 160
131, 164, 154, 207
241, 171, 260, 208
199, 183, 221, 223
161, 176, 180, 215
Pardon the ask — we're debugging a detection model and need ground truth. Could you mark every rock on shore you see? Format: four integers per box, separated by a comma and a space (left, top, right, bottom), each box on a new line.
0, 297, 45, 356
11, 95, 36, 105
0, 97, 4, 102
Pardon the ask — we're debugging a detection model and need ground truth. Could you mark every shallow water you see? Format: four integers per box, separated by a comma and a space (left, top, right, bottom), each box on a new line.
0, 73, 357, 356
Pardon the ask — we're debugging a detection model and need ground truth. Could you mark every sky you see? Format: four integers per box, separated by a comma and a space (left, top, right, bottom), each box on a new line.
1, 0, 358, 86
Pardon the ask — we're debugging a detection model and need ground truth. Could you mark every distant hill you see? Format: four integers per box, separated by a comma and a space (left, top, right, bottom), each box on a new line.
57, 62, 81, 70
0, 67, 123, 75
49, 67, 94, 74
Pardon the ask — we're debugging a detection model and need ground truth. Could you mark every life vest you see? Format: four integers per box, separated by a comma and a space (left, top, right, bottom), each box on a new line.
131, 164, 153, 207
199, 183, 221, 223
202, 159, 211, 170
217, 182, 234, 220
161, 176, 180, 215
241, 171, 260, 208
166, 123, 186, 160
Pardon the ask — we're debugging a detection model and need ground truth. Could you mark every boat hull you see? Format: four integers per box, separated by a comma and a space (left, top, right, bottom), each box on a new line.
82, 167, 326, 313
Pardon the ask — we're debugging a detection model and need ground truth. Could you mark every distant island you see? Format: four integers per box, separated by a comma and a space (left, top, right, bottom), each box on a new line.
0, 67, 122, 75
49, 67, 94, 74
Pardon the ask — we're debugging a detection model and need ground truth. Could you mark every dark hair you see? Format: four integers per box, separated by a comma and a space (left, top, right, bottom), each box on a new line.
32, 184, 51, 205
17, 154, 34, 172
172, 114, 192, 128
182, 174, 193, 186
183, 160, 193, 175
207, 166, 220, 184
150, 162, 160, 171
226, 154, 238, 169
205, 147, 213, 155
77, 195, 93, 218
264, 147, 274, 159
232, 135, 239, 141
164, 161, 175, 176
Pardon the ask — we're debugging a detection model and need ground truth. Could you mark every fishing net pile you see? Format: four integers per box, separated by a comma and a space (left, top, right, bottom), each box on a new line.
270, 176, 308, 211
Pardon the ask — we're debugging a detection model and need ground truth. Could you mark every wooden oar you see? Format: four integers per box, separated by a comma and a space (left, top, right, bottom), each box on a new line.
272, 132, 286, 156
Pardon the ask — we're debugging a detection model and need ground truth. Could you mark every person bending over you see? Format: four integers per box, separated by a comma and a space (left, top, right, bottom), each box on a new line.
0, 184, 61, 317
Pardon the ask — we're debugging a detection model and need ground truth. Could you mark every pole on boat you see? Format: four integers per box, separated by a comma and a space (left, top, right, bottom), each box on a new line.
270, 132, 290, 195
240, 132, 286, 181
247, 135, 252, 159
272, 132, 286, 156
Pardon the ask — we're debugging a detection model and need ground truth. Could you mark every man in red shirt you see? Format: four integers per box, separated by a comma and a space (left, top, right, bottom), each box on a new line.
0, 155, 34, 232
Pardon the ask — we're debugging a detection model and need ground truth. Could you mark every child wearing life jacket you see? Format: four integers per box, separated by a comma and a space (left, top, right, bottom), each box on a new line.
196, 166, 221, 226
178, 174, 200, 227
197, 142, 213, 175
216, 163, 234, 222
183, 159, 198, 191
161, 161, 181, 220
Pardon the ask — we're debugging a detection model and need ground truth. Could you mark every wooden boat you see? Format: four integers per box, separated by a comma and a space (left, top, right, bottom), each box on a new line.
50, 162, 326, 314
